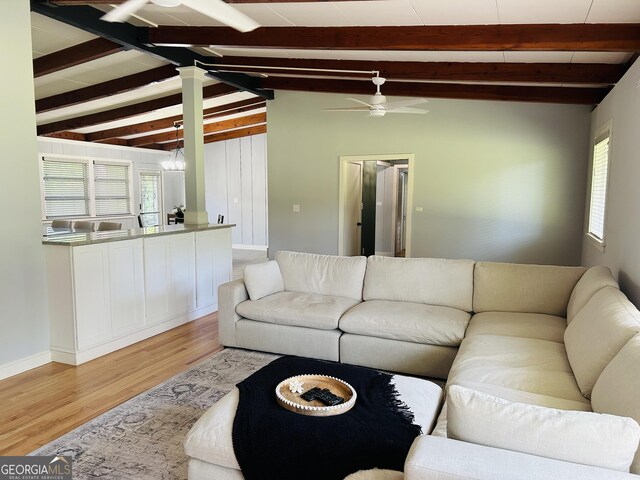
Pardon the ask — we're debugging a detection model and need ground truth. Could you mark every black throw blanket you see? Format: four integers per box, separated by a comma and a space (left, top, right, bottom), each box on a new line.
232, 356, 422, 480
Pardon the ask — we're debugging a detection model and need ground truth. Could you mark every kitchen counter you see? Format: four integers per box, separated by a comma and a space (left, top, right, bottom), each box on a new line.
42, 223, 235, 246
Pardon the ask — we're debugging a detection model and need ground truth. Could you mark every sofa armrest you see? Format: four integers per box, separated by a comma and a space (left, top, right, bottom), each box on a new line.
218, 279, 249, 347
405, 436, 636, 480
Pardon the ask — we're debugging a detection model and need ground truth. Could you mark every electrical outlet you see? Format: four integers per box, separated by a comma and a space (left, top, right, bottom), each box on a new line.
293, 204, 300, 212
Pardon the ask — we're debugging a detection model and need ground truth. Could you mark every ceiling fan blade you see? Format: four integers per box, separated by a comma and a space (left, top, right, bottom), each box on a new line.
324, 107, 370, 112
386, 107, 430, 114
346, 98, 374, 108
101, 0, 149, 22
183, 0, 260, 32
383, 98, 429, 110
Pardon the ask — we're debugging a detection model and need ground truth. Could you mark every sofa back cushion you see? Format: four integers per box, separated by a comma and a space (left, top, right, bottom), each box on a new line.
446, 385, 640, 472
275, 251, 367, 301
592, 335, 640, 474
473, 262, 585, 316
363, 256, 474, 311
243, 260, 284, 301
564, 287, 640, 399
566, 266, 619, 324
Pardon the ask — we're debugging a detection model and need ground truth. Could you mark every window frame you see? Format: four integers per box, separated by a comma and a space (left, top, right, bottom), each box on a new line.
92, 159, 135, 217
40, 154, 133, 221
585, 121, 613, 251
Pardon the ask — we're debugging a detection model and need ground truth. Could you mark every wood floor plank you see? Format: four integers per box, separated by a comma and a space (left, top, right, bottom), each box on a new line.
0, 313, 222, 455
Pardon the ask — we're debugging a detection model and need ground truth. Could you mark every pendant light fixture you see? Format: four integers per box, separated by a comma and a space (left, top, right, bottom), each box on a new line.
162, 123, 185, 171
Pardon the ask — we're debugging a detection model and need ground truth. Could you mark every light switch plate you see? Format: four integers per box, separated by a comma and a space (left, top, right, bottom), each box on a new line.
415, 207, 424, 212
293, 204, 300, 212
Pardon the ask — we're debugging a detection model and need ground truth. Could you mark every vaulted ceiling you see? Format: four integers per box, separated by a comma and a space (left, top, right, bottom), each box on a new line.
30, 0, 640, 150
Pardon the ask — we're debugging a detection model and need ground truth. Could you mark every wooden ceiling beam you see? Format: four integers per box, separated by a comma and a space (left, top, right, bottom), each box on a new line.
85, 98, 265, 141
45, 131, 87, 141
33, 37, 123, 77
203, 124, 267, 144
156, 124, 268, 150
147, 24, 640, 52
261, 77, 608, 105
36, 64, 177, 113
129, 112, 266, 147
210, 56, 625, 84
37, 83, 237, 136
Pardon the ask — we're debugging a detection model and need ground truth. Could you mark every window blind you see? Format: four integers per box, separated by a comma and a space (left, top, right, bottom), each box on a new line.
42, 159, 90, 218
588, 134, 610, 242
94, 162, 131, 216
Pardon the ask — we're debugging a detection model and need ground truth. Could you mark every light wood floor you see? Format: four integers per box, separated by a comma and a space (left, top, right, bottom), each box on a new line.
0, 313, 222, 456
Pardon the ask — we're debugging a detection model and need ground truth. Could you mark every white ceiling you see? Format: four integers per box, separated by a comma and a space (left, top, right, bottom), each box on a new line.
29, 0, 640, 144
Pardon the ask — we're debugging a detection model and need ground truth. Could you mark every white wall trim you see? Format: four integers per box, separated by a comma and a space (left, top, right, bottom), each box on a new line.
0, 351, 52, 381
232, 244, 268, 251
338, 153, 414, 257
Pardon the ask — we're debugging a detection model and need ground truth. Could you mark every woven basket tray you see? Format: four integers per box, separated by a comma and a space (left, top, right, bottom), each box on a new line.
275, 374, 357, 417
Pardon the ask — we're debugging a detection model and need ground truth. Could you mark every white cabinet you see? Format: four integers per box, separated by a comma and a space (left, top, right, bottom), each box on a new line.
144, 232, 196, 325
45, 227, 232, 365
109, 239, 145, 337
73, 244, 111, 350
196, 228, 232, 309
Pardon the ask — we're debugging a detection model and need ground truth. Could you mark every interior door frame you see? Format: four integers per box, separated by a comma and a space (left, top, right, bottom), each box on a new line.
338, 153, 415, 257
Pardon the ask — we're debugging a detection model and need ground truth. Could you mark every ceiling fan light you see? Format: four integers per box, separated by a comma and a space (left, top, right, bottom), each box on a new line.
370, 109, 386, 117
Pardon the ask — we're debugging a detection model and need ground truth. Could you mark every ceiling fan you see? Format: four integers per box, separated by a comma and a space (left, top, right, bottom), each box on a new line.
325, 74, 428, 117
101, 0, 260, 33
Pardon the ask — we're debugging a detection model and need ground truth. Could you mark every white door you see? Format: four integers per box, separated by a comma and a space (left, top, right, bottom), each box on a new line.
140, 171, 162, 227
344, 162, 362, 256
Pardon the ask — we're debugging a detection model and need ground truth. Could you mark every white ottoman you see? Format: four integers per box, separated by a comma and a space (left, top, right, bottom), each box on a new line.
184, 374, 443, 480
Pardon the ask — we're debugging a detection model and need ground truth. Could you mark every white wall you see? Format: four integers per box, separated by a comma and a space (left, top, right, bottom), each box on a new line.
38, 137, 171, 229
267, 91, 591, 265
204, 134, 268, 248
375, 164, 395, 255
582, 59, 640, 306
0, 1, 50, 372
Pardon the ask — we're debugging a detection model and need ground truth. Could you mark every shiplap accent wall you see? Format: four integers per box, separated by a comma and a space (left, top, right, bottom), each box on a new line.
204, 134, 268, 249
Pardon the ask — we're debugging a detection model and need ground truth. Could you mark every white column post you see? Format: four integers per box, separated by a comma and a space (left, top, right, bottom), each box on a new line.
178, 66, 209, 225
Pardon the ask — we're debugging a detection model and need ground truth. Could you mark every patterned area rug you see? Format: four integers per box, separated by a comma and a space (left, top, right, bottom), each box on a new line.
31, 348, 277, 480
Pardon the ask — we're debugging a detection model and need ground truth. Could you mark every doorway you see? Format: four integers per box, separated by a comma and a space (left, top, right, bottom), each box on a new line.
338, 154, 414, 257
139, 170, 162, 227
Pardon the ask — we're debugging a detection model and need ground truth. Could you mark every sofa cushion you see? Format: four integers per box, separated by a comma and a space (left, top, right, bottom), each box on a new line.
473, 262, 585, 316
566, 266, 618, 324
236, 291, 359, 330
592, 335, 640, 474
465, 312, 566, 343
448, 334, 589, 405
340, 300, 470, 347
446, 385, 640, 472
275, 251, 366, 301
564, 287, 640, 399
363, 256, 474, 311
431, 381, 593, 439
243, 260, 284, 301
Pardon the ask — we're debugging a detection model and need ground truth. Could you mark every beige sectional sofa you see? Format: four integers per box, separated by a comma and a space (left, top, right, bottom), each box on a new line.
218, 251, 640, 478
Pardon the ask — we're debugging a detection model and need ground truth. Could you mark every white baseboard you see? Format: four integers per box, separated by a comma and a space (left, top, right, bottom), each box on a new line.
0, 351, 52, 381
232, 244, 268, 251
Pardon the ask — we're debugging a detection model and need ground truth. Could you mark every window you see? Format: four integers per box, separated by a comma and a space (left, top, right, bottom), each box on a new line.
42, 156, 132, 220
587, 125, 612, 246
94, 161, 132, 216
42, 158, 90, 218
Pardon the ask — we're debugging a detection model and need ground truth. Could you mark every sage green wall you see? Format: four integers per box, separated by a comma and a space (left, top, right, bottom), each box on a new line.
267, 90, 591, 265
0, 2, 50, 366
